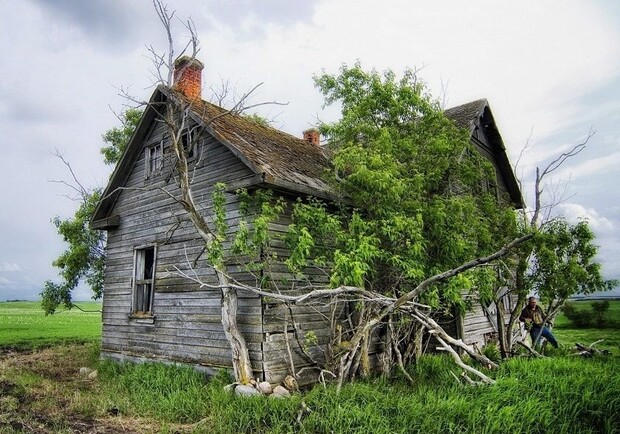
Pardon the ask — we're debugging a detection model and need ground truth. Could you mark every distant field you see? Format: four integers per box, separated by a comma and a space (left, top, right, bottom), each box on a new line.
554, 298, 620, 328
0, 300, 102, 350
553, 299, 620, 353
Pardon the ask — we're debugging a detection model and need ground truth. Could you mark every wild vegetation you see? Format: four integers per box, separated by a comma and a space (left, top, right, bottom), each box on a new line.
1, 301, 618, 433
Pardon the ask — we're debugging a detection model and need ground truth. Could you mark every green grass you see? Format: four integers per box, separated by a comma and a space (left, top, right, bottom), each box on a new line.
553, 299, 620, 354
0, 300, 102, 350
554, 299, 620, 328
93, 354, 620, 434
2, 300, 620, 433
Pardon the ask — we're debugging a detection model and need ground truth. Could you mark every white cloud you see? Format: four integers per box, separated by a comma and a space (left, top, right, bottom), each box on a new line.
1, 0, 620, 299
0, 262, 20, 272
554, 152, 620, 182
0, 277, 10, 285
558, 203, 614, 232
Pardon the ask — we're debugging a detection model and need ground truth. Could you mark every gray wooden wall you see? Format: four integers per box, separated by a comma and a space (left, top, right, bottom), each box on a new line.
101, 121, 267, 376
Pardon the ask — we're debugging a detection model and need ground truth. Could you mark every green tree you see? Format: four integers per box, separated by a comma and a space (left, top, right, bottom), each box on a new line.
284, 64, 518, 378
530, 218, 616, 320
42, 108, 142, 314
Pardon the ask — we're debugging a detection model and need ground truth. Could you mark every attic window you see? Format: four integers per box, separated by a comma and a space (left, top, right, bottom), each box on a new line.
146, 142, 163, 177
131, 246, 156, 318
181, 132, 195, 159
181, 126, 201, 160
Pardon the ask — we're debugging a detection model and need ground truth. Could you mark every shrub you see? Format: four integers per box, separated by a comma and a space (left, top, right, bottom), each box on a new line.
561, 302, 594, 328
591, 300, 610, 327
481, 343, 501, 364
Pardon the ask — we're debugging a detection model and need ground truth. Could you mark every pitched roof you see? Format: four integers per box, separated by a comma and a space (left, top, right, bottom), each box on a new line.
445, 98, 523, 208
92, 90, 522, 228
444, 98, 488, 131
91, 86, 332, 228
171, 88, 331, 195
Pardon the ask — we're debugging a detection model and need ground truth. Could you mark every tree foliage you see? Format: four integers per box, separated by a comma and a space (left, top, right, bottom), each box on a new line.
530, 218, 616, 306
100, 108, 144, 165
288, 64, 517, 308
42, 109, 142, 314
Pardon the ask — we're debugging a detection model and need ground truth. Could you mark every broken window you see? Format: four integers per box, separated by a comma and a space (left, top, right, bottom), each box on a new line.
146, 142, 163, 177
132, 246, 156, 317
181, 126, 202, 160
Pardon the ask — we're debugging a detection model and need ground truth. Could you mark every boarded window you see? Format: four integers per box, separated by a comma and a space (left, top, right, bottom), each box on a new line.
132, 246, 156, 316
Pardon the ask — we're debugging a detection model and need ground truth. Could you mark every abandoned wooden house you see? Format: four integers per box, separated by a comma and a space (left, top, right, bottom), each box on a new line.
91, 57, 523, 384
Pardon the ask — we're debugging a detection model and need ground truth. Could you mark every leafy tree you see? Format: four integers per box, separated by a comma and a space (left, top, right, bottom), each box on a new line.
530, 218, 616, 320
283, 64, 519, 378
100, 108, 143, 164
42, 108, 142, 314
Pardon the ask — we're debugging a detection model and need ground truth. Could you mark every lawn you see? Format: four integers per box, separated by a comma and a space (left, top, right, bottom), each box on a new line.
0, 300, 102, 350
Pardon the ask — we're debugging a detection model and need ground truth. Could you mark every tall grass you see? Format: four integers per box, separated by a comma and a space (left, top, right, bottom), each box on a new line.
95, 355, 620, 433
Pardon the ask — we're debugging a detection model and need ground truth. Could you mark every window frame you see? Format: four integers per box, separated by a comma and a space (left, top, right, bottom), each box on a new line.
181, 125, 202, 161
130, 245, 157, 319
145, 141, 164, 178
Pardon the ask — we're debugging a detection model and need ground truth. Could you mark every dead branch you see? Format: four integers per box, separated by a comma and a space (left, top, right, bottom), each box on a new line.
436, 336, 495, 385
516, 340, 545, 358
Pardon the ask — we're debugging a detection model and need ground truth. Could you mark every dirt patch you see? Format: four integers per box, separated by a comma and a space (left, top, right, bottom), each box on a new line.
0, 344, 175, 434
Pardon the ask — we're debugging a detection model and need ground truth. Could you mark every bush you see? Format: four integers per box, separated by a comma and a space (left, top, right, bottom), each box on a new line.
591, 300, 610, 327
562, 302, 594, 328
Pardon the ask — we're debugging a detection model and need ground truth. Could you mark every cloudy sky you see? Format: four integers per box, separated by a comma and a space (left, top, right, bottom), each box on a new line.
1, 0, 619, 301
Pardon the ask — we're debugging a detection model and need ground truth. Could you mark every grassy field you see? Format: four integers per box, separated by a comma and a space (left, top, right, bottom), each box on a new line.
553, 299, 620, 353
1, 300, 619, 433
0, 300, 101, 350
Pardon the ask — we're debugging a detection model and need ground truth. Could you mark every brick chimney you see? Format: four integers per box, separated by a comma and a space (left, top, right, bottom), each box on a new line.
302, 128, 320, 146
172, 56, 204, 100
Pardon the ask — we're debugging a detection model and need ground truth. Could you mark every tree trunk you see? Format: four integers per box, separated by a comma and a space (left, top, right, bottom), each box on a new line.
219, 271, 254, 384
495, 296, 508, 359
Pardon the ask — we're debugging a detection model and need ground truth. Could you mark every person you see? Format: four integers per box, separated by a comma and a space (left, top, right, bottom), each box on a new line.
519, 296, 559, 348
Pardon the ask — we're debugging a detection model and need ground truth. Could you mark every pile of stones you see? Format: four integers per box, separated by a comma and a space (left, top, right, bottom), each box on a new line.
225, 375, 299, 398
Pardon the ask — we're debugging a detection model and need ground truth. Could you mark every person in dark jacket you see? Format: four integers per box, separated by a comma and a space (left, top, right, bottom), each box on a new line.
519, 296, 558, 348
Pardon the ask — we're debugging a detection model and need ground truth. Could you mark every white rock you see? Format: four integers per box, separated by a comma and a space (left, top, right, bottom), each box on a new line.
87, 370, 98, 380
79, 367, 93, 376
257, 381, 273, 395
271, 385, 291, 398
234, 384, 261, 397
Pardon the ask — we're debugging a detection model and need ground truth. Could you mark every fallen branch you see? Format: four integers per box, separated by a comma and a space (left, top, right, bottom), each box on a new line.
436, 336, 495, 385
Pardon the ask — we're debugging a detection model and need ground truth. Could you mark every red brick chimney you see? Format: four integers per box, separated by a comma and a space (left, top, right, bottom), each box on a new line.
303, 128, 320, 146
173, 56, 204, 100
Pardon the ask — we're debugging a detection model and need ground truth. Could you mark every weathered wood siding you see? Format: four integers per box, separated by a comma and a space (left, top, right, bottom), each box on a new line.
257, 206, 386, 384
460, 290, 516, 348
101, 120, 265, 374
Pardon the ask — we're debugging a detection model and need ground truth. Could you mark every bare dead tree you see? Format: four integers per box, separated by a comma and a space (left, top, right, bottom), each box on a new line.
492, 130, 595, 357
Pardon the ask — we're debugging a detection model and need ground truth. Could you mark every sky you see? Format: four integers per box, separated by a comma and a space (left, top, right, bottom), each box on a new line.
0, 0, 619, 301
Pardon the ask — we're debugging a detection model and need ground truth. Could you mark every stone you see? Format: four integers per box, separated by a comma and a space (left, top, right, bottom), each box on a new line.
257, 381, 273, 395
234, 384, 261, 397
79, 367, 93, 376
88, 370, 98, 380
271, 385, 290, 398
283, 375, 299, 392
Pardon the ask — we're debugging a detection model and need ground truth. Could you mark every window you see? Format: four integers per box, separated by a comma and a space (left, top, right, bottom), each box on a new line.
146, 142, 163, 177
181, 126, 201, 160
181, 132, 195, 159
132, 246, 156, 317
